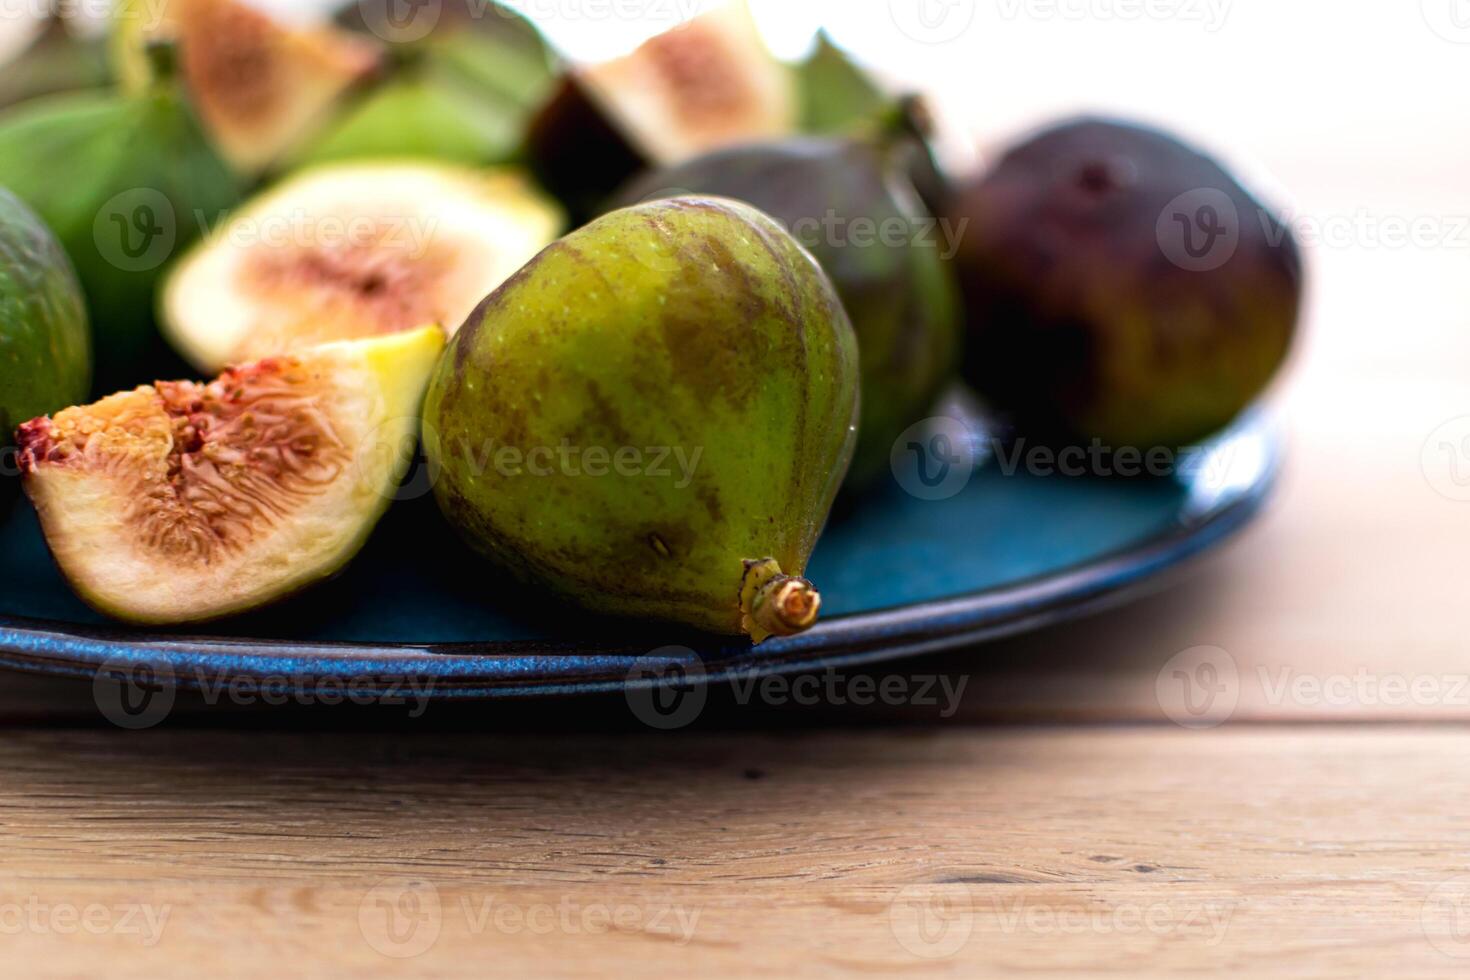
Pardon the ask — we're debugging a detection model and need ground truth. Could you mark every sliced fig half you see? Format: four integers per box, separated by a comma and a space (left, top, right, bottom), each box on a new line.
16, 326, 444, 625
160, 161, 562, 373
113, 0, 381, 174
526, 2, 794, 216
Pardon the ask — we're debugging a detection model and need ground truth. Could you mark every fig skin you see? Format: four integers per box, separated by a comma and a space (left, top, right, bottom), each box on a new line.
0, 79, 242, 390
425, 197, 859, 639
0, 188, 92, 443
305, 0, 557, 168
615, 127, 962, 490
949, 118, 1302, 450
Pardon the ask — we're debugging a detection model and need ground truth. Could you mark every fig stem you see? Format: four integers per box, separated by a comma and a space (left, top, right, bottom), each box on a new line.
740, 558, 821, 644
143, 39, 179, 86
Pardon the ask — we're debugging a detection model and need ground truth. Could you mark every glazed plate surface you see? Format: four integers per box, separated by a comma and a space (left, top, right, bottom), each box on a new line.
0, 413, 1280, 698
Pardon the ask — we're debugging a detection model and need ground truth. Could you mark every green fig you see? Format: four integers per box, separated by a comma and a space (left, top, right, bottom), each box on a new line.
615, 115, 962, 489
306, 0, 556, 167
794, 32, 885, 135
949, 118, 1302, 450
425, 197, 859, 640
0, 46, 241, 389
0, 187, 92, 510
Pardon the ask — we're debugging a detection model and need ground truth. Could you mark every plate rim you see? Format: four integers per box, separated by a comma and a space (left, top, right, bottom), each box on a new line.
0, 416, 1282, 699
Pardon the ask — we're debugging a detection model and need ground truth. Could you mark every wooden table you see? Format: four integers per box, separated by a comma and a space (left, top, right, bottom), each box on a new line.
6, 215, 1470, 977
7, 14, 1470, 978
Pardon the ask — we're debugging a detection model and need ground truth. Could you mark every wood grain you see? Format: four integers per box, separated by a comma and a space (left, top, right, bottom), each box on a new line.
3, 727, 1470, 978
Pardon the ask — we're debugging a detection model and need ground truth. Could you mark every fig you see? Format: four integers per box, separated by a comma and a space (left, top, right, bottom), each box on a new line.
160, 161, 563, 373
16, 326, 444, 625
0, 15, 111, 110
0, 57, 242, 387
113, 0, 381, 175
526, 2, 795, 218
302, 0, 556, 167
795, 32, 885, 136
616, 116, 963, 489
0, 187, 92, 509
425, 197, 859, 641
949, 118, 1302, 450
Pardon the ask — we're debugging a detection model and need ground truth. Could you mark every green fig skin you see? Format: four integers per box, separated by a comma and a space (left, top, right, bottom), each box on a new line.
615, 133, 962, 489
425, 197, 859, 637
949, 118, 1302, 450
0, 188, 91, 510
0, 188, 91, 430
0, 82, 241, 390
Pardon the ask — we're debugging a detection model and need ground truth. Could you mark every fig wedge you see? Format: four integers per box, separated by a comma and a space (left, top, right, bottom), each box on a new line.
16, 326, 444, 625
526, 1, 794, 217
113, 0, 381, 175
160, 161, 562, 373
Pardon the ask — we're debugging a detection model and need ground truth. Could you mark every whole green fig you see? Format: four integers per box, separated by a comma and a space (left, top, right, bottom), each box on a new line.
0, 51, 241, 389
615, 118, 962, 489
949, 117, 1302, 450
425, 197, 859, 641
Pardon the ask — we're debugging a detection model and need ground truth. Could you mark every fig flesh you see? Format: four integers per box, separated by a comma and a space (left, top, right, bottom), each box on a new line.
161, 161, 563, 373
616, 123, 962, 489
949, 118, 1302, 450
113, 0, 381, 175
16, 326, 444, 625
526, 2, 794, 218
425, 197, 859, 640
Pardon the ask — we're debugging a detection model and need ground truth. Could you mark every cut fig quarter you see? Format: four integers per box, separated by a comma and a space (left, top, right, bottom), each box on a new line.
160, 161, 563, 374
526, 1, 795, 215
16, 327, 445, 626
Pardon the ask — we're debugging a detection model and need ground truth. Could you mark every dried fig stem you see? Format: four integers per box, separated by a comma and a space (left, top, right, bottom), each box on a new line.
740, 558, 821, 644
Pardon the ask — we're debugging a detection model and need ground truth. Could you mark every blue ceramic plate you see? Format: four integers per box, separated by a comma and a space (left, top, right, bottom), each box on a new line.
0, 410, 1279, 698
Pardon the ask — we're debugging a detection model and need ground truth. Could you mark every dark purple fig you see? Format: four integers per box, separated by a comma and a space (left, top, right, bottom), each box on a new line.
949, 117, 1302, 450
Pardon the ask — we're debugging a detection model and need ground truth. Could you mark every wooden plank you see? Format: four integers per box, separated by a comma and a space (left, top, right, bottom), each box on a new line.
3, 726, 1470, 977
